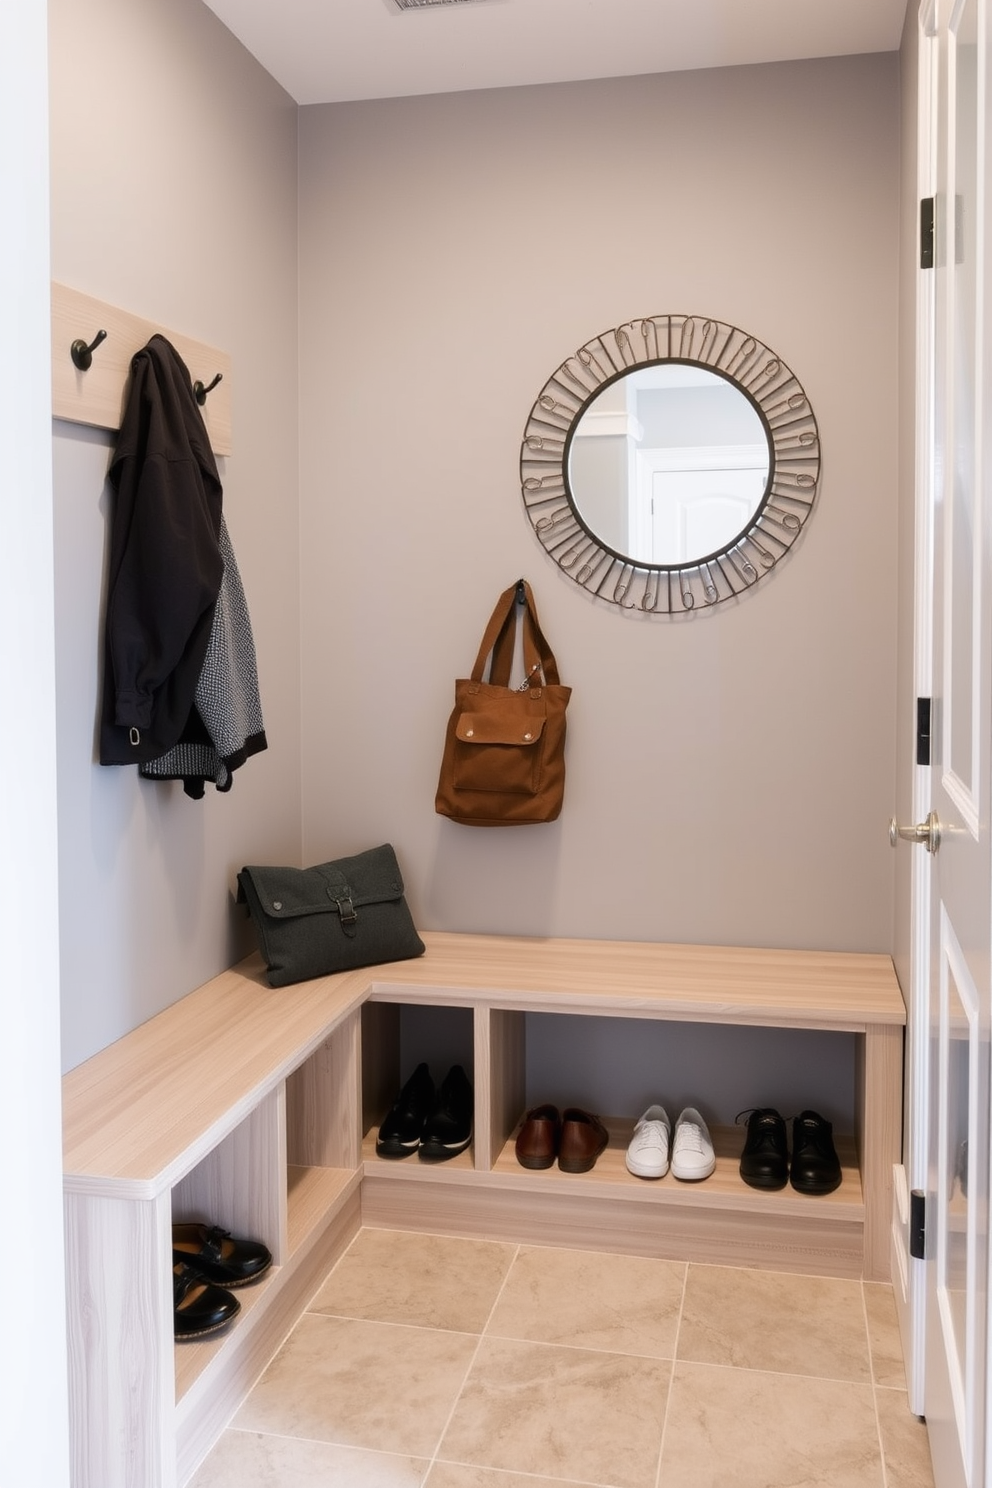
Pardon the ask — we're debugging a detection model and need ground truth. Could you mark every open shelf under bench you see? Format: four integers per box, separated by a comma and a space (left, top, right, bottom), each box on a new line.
62, 931, 905, 1488
362, 932, 904, 1283
361, 1118, 867, 1275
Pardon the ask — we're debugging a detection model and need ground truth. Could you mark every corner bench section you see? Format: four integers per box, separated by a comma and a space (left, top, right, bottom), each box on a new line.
61, 956, 371, 1488
61, 932, 905, 1488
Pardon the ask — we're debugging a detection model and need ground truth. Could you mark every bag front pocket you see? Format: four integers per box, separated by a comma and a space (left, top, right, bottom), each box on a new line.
452, 706, 547, 795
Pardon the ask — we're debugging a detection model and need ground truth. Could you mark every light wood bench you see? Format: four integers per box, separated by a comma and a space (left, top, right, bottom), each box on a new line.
62, 931, 906, 1488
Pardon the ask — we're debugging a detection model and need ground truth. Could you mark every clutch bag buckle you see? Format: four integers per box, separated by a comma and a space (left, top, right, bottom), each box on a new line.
333, 893, 358, 933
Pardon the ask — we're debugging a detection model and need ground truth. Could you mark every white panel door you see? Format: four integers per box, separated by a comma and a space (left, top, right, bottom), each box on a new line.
633, 444, 768, 564
924, 3, 992, 1485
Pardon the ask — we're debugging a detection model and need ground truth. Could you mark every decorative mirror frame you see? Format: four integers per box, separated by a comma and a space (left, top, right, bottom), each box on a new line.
519, 315, 820, 613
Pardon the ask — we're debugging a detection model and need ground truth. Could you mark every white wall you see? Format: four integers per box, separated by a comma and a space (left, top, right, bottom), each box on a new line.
298, 57, 902, 958
0, 2, 70, 1481
48, 0, 302, 1071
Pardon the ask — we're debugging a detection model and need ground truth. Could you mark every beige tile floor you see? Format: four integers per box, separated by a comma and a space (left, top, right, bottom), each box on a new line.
188, 1229, 936, 1488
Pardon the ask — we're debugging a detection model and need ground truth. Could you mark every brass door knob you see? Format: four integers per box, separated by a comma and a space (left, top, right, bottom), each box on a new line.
888, 811, 941, 854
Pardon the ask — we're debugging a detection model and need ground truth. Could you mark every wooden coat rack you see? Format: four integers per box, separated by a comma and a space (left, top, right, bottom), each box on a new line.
50, 283, 233, 457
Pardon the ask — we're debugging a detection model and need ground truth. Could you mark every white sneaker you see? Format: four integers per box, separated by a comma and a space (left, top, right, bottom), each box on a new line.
625, 1105, 671, 1179
671, 1107, 716, 1181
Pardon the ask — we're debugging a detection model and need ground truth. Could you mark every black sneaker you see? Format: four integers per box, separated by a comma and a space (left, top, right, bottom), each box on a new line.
376, 1062, 435, 1158
419, 1064, 473, 1163
789, 1110, 842, 1195
738, 1107, 789, 1190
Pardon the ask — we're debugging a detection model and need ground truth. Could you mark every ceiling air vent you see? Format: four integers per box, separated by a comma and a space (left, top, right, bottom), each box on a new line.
392, 0, 489, 9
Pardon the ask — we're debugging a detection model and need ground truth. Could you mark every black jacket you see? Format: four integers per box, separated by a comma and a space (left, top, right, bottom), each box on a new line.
139, 513, 267, 796
100, 335, 224, 765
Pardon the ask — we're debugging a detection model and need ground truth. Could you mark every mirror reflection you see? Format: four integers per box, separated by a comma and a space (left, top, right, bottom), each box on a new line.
567, 365, 771, 566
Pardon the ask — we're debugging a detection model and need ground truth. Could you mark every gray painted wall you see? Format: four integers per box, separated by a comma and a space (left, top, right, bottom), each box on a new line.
47, 0, 902, 1138
49, 0, 301, 1070
297, 58, 900, 955
296, 58, 900, 1127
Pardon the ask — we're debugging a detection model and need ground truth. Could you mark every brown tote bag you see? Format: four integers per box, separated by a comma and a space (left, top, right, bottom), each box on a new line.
435, 580, 571, 826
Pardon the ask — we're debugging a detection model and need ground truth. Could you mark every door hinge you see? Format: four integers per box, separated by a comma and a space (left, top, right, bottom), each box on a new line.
910, 1189, 926, 1260
916, 697, 932, 766
921, 197, 935, 269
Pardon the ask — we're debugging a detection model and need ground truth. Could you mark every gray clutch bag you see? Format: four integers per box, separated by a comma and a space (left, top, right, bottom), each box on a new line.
237, 843, 425, 987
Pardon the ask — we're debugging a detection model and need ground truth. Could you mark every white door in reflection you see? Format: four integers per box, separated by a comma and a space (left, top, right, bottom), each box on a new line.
567, 364, 770, 568
633, 444, 769, 565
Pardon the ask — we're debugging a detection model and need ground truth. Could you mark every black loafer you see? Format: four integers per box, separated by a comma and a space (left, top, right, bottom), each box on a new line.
790, 1110, 842, 1195
376, 1061, 435, 1158
419, 1064, 473, 1162
173, 1261, 240, 1339
173, 1222, 273, 1287
738, 1108, 789, 1190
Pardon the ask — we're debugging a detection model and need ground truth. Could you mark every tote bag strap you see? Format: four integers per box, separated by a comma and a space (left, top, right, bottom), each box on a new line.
470, 580, 561, 688
487, 585, 538, 687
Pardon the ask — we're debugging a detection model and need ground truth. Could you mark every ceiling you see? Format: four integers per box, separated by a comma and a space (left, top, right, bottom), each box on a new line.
200, 0, 911, 107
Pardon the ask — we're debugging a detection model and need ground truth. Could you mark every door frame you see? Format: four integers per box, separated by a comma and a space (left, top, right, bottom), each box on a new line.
897, 0, 938, 1418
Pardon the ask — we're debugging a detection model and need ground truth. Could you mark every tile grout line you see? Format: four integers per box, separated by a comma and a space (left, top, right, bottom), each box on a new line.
210, 1420, 437, 1469
651, 1259, 690, 1488
420, 1238, 524, 1481
651, 1354, 881, 1390
861, 1277, 892, 1488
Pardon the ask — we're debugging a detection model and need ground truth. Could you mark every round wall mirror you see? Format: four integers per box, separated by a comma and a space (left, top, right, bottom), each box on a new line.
520, 315, 820, 613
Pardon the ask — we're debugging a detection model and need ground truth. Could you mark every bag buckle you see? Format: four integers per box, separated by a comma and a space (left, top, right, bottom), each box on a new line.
327, 886, 358, 935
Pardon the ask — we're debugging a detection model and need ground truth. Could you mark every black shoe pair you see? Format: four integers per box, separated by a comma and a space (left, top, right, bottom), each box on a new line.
172, 1221, 273, 1339
375, 1061, 473, 1163
737, 1108, 842, 1195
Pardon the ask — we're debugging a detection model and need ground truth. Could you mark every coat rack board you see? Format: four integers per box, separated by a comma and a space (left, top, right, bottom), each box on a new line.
50, 282, 233, 457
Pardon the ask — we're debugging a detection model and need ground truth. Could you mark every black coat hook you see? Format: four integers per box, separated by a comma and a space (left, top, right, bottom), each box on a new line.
193, 372, 223, 406
515, 578, 527, 605
70, 329, 107, 371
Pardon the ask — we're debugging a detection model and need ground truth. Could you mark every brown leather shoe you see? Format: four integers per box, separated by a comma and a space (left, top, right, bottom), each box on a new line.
558, 1108, 609, 1173
515, 1104, 561, 1169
